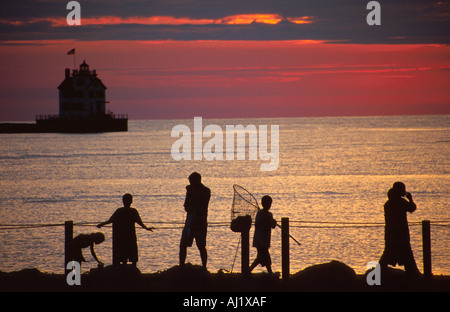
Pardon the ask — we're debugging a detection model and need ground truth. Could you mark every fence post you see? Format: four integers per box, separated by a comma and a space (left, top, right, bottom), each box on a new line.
281, 217, 290, 281
241, 229, 250, 275
422, 220, 432, 278
65, 220, 73, 275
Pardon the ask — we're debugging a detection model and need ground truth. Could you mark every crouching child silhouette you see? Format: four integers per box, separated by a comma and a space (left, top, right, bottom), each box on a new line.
97, 193, 154, 268
72, 232, 105, 268
249, 195, 277, 274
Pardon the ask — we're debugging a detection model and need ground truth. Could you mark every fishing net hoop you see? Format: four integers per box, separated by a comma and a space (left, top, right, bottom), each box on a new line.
231, 184, 260, 221
230, 184, 302, 245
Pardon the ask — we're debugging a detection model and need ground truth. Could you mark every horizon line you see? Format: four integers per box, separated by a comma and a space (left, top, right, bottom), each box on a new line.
2, 112, 449, 124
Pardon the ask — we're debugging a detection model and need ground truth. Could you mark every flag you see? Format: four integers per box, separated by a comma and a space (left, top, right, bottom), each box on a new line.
67, 48, 75, 55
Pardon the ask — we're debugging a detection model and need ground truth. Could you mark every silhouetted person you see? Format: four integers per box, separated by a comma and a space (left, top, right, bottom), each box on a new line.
97, 193, 154, 267
379, 182, 420, 277
249, 195, 277, 274
179, 172, 211, 270
72, 232, 105, 267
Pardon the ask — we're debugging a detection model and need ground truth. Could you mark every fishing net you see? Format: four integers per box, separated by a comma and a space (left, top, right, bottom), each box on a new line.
230, 184, 302, 246
230, 184, 259, 232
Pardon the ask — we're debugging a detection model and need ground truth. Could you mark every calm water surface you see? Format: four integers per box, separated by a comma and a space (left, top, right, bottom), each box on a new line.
0, 115, 449, 275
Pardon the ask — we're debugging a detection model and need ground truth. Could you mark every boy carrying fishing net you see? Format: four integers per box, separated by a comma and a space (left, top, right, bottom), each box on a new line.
249, 195, 277, 274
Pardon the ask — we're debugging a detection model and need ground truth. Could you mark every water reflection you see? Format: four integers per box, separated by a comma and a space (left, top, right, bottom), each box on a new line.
0, 116, 448, 275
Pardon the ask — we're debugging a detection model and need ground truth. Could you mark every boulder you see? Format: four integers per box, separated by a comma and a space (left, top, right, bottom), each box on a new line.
291, 260, 358, 291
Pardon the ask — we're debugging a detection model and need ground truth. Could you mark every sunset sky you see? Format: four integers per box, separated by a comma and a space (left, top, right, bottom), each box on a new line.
0, 0, 449, 121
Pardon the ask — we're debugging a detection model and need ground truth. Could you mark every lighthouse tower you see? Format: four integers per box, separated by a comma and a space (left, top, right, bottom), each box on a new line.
34, 60, 127, 132
58, 60, 107, 118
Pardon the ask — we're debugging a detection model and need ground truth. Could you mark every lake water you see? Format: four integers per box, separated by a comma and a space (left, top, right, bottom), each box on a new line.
0, 115, 449, 275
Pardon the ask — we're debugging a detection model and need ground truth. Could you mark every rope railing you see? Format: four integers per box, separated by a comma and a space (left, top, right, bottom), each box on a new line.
1, 219, 449, 230
1, 218, 448, 278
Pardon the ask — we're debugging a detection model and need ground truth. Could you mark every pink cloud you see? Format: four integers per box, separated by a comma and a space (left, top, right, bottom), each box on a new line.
1, 40, 448, 120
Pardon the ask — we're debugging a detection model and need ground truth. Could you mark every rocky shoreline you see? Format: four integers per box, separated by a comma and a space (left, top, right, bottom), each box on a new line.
1, 261, 449, 292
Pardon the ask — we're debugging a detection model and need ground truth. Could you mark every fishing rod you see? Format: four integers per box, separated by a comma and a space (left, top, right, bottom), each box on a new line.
274, 219, 301, 246
250, 206, 302, 246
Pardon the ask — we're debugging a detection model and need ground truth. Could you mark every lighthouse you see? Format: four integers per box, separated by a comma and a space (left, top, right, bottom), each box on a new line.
35, 61, 128, 133
58, 60, 107, 118
1, 60, 127, 133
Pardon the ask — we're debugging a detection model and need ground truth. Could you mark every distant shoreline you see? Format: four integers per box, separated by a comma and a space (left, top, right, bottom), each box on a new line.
0, 122, 40, 133
2, 113, 449, 123
0, 116, 127, 133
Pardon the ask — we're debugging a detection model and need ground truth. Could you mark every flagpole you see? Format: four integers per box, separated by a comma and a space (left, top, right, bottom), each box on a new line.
67, 48, 76, 70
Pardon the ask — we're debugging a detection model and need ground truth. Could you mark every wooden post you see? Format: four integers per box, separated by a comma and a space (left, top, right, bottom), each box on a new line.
65, 220, 73, 275
241, 229, 250, 275
281, 217, 290, 281
422, 220, 432, 278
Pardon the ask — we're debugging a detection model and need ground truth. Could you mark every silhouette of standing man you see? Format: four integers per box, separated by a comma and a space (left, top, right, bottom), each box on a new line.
179, 172, 211, 270
379, 182, 420, 277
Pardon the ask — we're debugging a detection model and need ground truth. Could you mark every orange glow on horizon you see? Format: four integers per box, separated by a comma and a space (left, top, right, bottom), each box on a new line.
216, 14, 283, 25
81, 16, 217, 26
0, 14, 313, 27
287, 16, 313, 24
